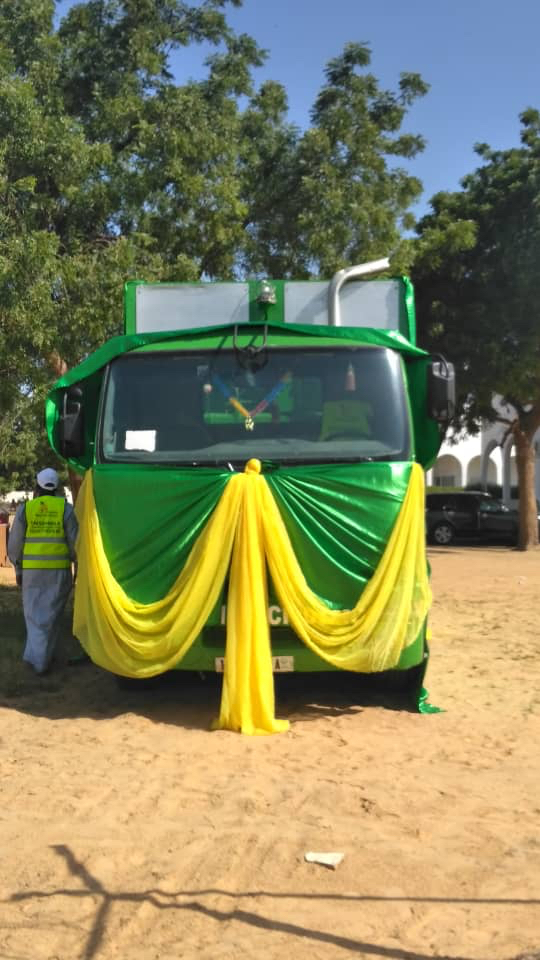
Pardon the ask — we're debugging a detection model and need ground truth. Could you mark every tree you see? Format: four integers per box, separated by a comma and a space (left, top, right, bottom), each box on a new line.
239, 42, 429, 278
0, 0, 260, 490
413, 110, 540, 549
0, 6, 429, 491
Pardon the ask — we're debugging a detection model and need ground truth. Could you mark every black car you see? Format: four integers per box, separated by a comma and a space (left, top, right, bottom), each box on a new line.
426, 490, 519, 545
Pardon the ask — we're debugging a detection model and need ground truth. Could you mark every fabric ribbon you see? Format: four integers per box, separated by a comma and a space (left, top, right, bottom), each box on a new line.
74, 460, 431, 735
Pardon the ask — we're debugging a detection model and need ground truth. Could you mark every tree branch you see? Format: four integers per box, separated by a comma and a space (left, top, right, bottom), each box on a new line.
493, 415, 516, 427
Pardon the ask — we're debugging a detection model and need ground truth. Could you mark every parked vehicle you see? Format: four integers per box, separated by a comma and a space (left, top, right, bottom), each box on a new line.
426, 490, 520, 545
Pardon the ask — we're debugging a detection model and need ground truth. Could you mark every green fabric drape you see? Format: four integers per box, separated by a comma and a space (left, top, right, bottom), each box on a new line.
92, 465, 228, 603
92, 461, 412, 608
266, 462, 411, 607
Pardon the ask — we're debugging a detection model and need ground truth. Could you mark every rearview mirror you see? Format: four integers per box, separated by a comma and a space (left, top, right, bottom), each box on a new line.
427, 356, 455, 422
59, 385, 85, 457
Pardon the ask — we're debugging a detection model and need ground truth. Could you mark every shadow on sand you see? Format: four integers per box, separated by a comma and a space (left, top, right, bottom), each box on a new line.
6, 845, 539, 960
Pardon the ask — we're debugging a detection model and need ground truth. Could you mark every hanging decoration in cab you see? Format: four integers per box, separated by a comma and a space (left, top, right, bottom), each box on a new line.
210, 372, 292, 431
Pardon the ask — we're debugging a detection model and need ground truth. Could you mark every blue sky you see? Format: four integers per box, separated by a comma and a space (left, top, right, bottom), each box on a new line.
220, 0, 540, 217
56, 0, 540, 218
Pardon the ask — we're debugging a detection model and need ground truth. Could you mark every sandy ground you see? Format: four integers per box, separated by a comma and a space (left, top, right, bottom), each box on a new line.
0, 547, 539, 960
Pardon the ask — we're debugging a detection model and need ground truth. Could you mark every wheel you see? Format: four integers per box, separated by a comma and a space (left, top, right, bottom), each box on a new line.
431, 521, 454, 546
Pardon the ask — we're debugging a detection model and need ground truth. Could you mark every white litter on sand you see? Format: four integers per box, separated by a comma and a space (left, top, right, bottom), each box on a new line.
304, 851, 344, 869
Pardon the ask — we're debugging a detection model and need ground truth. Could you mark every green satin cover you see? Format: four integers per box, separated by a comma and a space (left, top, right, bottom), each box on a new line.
93, 461, 412, 610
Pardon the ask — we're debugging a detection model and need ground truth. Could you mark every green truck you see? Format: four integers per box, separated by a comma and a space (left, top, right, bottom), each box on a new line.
46, 259, 453, 733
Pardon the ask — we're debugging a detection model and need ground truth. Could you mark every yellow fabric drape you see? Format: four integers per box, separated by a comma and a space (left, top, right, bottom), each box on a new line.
74, 460, 431, 735
73, 471, 242, 677
216, 462, 289, 735
261, 463, 431, 672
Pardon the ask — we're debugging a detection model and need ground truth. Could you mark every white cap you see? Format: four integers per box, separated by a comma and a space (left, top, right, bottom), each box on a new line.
36, 468, 59, 491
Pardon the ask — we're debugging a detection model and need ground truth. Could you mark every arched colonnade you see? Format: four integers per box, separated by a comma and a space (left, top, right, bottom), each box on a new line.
429, 436, 518, 500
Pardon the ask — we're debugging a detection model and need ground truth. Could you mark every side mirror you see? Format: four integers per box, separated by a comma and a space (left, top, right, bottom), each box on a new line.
427, 356, 455, 422
59, 385, 85, 457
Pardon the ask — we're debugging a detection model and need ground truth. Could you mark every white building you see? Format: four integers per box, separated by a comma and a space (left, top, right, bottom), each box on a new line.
3, 489, 31, 504
426, 402, 540, 506
2, 487, 73, 506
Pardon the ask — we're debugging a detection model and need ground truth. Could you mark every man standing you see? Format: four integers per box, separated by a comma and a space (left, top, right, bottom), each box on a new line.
8, 468, 78, 675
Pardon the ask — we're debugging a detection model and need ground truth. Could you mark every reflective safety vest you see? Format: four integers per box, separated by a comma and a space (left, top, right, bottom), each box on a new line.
22, 497, 70, 570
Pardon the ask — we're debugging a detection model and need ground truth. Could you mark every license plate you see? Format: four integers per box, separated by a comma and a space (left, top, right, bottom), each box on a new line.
215, 656, 294, 673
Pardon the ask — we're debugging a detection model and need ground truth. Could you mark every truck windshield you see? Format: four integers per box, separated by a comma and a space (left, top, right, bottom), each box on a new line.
99, 346, 410, 465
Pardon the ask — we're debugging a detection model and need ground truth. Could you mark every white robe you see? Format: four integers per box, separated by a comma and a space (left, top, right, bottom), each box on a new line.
20, 568, 74, 672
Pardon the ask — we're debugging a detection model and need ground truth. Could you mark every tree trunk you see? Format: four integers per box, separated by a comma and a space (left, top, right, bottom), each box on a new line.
513, 423, 539, 550
48, 351, 82, 506
68, 469, 83, 506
